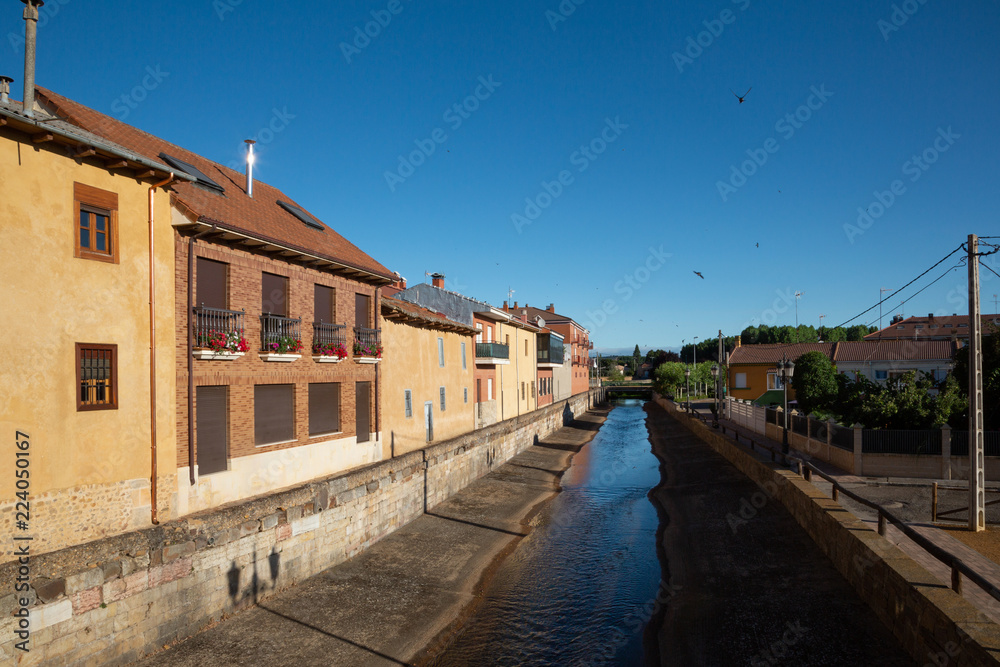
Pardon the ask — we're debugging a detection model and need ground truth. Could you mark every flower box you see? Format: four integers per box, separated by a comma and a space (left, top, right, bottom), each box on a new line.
313, 355, 345, 363
192, 350, 245, 361
355, 356, 381, 365
259, 353, 301, 363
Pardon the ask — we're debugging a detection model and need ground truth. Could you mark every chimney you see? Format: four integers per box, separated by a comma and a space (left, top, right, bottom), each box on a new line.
521, 309, 527, 323
391, 272, 406, 290
513, 301, 519, 309
0, 76, 11, 104
502, 301, 508, 310
431, 273, 445, 288
244, 140, 256, 198
547, 304, 555, 313
735, 335, 741, 348
21, 0, 43, 118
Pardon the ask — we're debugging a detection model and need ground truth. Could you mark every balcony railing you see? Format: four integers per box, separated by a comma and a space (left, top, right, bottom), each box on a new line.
476, 341, 510, 360
260, 314, 302, 352
313, 322, 347, 347
194, 306, 246, 350
354, 327, 383, 357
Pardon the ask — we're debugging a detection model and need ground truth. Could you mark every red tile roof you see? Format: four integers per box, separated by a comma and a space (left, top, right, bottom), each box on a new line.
35, 87, 393, 283
728, 343, 836, 366
865, 314, 1000, 340
832, 340, 956, 362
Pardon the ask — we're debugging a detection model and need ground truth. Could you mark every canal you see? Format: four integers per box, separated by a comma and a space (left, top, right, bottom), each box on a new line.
434, 399, 663, 666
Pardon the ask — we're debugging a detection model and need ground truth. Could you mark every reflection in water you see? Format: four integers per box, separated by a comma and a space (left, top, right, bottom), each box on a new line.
435, 400, 660, 666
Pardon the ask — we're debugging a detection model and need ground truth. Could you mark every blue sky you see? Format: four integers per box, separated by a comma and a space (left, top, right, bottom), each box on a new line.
3, 1, 998, 354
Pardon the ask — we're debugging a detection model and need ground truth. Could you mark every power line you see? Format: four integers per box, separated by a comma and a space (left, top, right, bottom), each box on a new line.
982, 261, 1000, 282
833, 244, 964, 330
864, 260, 966, 328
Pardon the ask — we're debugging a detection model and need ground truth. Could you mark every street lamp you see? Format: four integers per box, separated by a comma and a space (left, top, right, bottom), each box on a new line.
710, 364, 719, 427
684, 367, 691, 413
693, 337, 699, 395
777, 356, 795, 457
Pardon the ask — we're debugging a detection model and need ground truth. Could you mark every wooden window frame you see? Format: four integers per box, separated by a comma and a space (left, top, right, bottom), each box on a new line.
76, 343, 118, 411
74, 183, 119, 264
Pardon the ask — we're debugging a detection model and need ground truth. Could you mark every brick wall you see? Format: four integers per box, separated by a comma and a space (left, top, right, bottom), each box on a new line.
175, 232, 381, 474
0, 391, 601, 666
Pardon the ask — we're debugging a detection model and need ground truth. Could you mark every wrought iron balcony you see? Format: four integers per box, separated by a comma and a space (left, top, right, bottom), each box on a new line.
260, 313, 302, 353
193, 306, 246, 351
313, 322, 347, 347
476, 341, 510, 360
353, 327, 383, 358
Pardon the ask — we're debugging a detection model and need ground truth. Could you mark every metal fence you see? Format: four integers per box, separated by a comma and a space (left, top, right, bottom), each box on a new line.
950, 431, 1000, 457
830, 424, 854, 451
791, 413, 809, 437
765, 408, 779, 425
862, 429, 943, 455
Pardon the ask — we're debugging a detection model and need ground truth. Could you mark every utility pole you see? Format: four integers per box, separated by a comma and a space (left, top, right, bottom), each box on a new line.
717, 330, 724, 413
794, 292, 804, 327
969, 234, 985, 532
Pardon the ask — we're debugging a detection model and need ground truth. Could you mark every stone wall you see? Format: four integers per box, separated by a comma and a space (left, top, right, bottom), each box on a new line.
654, 396, 1000, 666
0, 390, 600, 666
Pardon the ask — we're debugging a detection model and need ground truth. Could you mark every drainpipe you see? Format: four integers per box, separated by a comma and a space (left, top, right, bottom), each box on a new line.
148, 173, 175, 525
375, 286, 381, 448
187, 223, 217, 485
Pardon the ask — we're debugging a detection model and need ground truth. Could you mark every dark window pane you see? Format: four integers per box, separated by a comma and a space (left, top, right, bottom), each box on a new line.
356, 382, 371, 443
96, 215, 106, 232
309, 383, 340, 436
255, 384, 295, 446
81, 227, 90, 249
95, 232, 106, 252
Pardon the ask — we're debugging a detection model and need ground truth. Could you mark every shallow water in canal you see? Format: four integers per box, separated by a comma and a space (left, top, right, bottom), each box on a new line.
434, 400, 662, 666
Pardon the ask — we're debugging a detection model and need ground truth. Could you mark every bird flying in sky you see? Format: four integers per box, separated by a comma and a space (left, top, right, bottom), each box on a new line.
731, 87, 752, 104
693, 271, 705, 279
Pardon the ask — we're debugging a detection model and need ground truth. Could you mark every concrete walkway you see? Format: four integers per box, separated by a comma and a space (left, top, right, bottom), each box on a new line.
710, 410, 1000, 625
133, 408, 610, 667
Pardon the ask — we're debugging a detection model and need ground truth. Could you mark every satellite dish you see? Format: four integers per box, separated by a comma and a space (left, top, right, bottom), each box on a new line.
536, 317, 546, 328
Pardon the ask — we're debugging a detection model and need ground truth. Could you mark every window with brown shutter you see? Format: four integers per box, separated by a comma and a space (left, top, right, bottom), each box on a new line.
356, 382, 371, 443
355, 293, 370, 328
74, 183, 119, 264
262, 273, 288, 316
196, 386, 228, 475
197, 258, 228, 309
314, 284, 335, 324
309, 383, 341, 436
254, 384, 295, 446
76, 343, 117, 411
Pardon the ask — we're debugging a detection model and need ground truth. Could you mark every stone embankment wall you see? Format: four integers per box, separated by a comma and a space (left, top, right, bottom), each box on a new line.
0, 389, 605, 666
655, 395, 1000, 666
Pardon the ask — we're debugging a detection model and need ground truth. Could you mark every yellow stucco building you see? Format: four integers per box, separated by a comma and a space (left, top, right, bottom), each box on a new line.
496, 315, 540, 420
0, 98, 186, 561
381, 297, 476, 456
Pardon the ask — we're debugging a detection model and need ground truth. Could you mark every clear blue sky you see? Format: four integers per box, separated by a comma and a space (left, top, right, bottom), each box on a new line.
3, 1, 998, 354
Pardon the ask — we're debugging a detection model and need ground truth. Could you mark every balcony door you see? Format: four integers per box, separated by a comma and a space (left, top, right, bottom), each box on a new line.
355, 293, 370, 329
197, 258, 227, 309
262, 272, 288, 316
356, 381, 371, 443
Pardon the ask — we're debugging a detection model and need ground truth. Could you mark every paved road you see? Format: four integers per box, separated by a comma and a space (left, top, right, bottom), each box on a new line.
645, 403, 915, 666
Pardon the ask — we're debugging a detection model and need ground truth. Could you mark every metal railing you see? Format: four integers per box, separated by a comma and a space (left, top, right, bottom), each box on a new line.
260, 313, 301, 352
862, 429, 942, 455
313, 322, 346, 347
476, 341, 510, 360
194, 306, 245, 348
353, 327, 382, 356
830, 424, 854, 451
949, 431, 1000, 457
791, 413, 809, 437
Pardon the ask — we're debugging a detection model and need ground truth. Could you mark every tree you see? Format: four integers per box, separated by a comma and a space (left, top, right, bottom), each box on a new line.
653, 362, 687, 398
952, 328, 1000, 430
607, 365, 625, 382
791, 351, 838, 415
